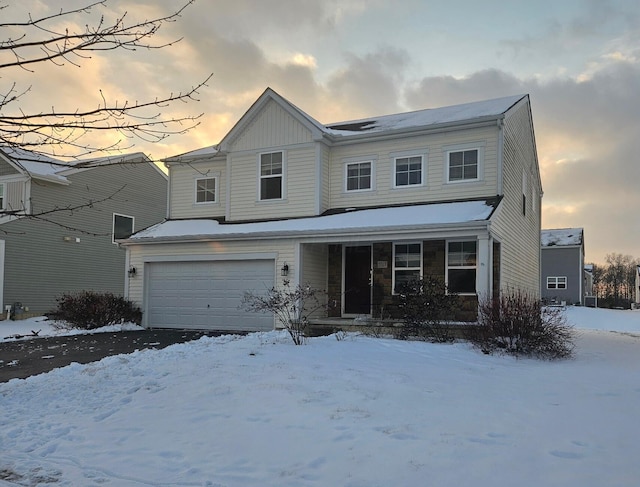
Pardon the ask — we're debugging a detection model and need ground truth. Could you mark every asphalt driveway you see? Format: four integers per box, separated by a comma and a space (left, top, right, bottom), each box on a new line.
0, 329, 231, 382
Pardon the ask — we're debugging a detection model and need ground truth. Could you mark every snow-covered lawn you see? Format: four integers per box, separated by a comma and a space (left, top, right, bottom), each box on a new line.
1, 307, 639, 486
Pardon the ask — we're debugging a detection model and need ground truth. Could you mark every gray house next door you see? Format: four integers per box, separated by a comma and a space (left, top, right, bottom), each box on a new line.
146, 260, 275, 331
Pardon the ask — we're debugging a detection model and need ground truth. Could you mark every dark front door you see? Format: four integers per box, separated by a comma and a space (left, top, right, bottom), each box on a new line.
344, 246, 372, 315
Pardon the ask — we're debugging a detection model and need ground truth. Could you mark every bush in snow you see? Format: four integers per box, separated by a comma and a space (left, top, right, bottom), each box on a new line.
467, 290, 575, 359
47, 291, 142, 330
396, 276, 459, 342
241, 282, 331, 345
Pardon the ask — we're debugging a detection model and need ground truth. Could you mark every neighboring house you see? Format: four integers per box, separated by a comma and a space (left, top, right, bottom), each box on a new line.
541, 228, 585, 305
0, 149, 167, 315
634, 265, 640, 309
120, 88, 542, 331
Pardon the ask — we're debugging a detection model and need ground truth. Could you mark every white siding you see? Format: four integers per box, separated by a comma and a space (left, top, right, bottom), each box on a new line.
228, 99, 314, 152
329, 125, 500, 209
168, 159, 226, 219
228, 146, 318, 221
490, 101, 540, 295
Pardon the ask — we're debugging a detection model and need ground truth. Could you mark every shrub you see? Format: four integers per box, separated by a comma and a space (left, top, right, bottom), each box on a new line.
241, 282, 331, 345
396, 276, 459, 342
47, 291, 142, 330
468, 290, 575, 359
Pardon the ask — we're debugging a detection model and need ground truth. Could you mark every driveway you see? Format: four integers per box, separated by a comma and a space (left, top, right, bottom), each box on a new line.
0, 329, 231, 382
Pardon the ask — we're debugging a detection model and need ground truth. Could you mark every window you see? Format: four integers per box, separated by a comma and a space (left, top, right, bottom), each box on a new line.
195, 177, 216, 204
522, 171, 528, 216
394, 156, 423, 187
346, 161, 372, 191
113, 213, 134, 242
393, 243, 422, 293
0, 183, 4, 209
448, 149, 479, 182
447, 241, 477, 294
547, 276, 567, 289
259, 151, 283, 200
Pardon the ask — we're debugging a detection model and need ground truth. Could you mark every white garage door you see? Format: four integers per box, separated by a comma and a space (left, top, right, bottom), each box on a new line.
146, 260, 275, 331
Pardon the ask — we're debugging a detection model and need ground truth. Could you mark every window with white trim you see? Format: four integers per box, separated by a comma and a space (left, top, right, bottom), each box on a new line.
113, 213, 134, 242
447, 149, 479, 182
346, 161, 372, 191
195, 177, 216, 204
447, 241, 477, 294
259, 151, 283, 200
393, 242, 422, 293
0, 183, 5, 209
394, 156, 423, 187
547, 276, 567, 289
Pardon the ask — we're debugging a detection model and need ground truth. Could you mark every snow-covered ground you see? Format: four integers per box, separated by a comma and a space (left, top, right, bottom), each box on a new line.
0, 307, 639, 486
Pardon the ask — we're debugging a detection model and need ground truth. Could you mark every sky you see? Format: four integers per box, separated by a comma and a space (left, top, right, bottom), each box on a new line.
2, 0, 640, 264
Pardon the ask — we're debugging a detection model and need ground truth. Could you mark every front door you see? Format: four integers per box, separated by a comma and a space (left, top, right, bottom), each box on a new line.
344, 245, 372, 315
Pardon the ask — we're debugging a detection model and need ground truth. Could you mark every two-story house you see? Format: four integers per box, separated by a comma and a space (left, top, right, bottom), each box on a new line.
0, 149, 167, 315
541, 228, 586, 305
121, 88, 542, 331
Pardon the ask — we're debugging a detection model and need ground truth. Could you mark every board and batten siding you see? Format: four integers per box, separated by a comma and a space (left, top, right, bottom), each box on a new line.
168, 158, 226, 220
227, 145, 318, 221
328, 125, 500, 209
126, 238, 297, 308
490, 101, 541, 296
1, 162, 167, 313
228, 99, 314, 152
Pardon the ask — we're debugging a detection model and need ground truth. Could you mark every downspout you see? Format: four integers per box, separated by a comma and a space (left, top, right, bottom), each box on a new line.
497, 118, 504, 196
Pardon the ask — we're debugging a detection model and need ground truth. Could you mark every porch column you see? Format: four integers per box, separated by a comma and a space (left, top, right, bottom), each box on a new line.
476, 235, 491, 300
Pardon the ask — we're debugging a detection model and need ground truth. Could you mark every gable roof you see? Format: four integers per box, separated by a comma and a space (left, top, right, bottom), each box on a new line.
541, 228, 584, 247
0, 148, 160, 184
167, 89, 529, 161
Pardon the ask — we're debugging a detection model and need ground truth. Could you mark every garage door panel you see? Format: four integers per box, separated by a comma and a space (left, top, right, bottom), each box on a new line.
146, 260, 275, 331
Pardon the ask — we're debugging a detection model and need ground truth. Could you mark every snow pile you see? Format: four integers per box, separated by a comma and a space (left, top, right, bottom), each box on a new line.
1, 317, 143, 342
0, 307, 639, 486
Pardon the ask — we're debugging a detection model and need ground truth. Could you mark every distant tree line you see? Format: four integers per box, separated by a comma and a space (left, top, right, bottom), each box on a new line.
589, 253, 640, 309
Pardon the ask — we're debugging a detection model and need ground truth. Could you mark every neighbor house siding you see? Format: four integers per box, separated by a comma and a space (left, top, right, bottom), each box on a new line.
227, 145, 318, 221
227, 99, 314, 152
126, 238, 297, 308
329, 125, 500, 209
5, 179, 27, 212
168, 158, 226, 220
541, 247, 583, 304
490, 101, 540, 296
1, 162, 167, 313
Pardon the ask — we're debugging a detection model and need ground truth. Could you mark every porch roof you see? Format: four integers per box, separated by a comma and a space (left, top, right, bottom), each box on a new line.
124, 199, 496, 244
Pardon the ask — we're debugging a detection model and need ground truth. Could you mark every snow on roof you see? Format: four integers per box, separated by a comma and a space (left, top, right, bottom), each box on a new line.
129, 200, 496, 242
541, 228, 584, 247
324, 95, 526, 136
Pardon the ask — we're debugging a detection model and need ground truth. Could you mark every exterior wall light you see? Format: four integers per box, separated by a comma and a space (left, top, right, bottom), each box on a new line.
281, 263, 289, 276
128, 266, 137, 277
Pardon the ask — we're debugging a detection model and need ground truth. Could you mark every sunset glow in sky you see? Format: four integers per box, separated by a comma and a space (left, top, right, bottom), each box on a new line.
3, 0, 639, 264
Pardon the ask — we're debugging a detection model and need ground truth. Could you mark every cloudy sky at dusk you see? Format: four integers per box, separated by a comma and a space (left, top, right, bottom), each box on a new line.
3, 0, 639, 264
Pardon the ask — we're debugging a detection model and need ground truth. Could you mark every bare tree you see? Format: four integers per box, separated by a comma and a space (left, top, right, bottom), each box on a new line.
0, 0, 211, 164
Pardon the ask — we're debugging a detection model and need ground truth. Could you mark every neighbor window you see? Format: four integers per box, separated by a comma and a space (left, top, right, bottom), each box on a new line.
394, 156, 423, 187
113, 213, 134, 242
0, 183, 4, 209
448, 149, 479, 182
346, 161, 372, 191
195, 177, 216, 204
547, 276, 567, 289
447, 241, 477, 294
393, 242, 422, 293
259, 151, 283, 200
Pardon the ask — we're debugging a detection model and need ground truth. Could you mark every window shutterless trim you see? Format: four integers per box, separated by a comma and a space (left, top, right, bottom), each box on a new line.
258, 151, 285, 201
392, 241, 422, 294
344, 160, 374, 192
112, 213, 134, 243
393, 155, 424, 188
194, 176, 217, 204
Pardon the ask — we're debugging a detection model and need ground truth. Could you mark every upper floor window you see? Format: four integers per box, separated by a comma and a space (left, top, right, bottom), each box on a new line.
447, 241, 477, 294
394, 156, 423, 187
195, 177, 216, 204
113, 213, 134, 243
447, 149, 479, 182
393, 242, 422, 293
346, 161, 372, 192
0, 183, 5, 209
547, 276, 567, 289
259, 151, 283, 200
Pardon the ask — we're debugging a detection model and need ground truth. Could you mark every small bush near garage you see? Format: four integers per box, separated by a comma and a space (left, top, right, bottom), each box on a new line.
467, 290, 575, 359
241, 282, 331, 345
396, 276, 459, 342
47, 291, 142, 330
